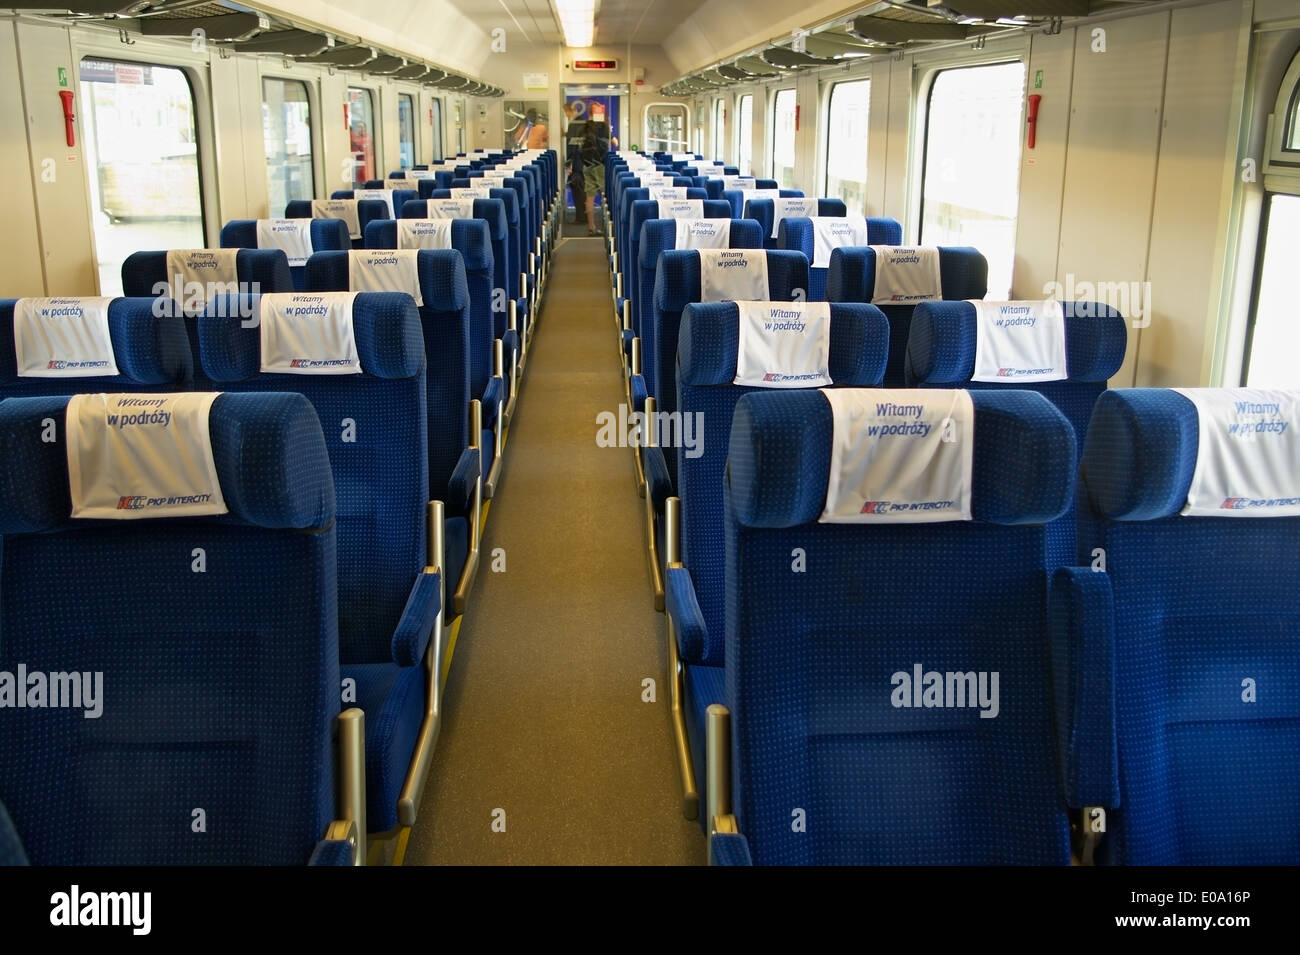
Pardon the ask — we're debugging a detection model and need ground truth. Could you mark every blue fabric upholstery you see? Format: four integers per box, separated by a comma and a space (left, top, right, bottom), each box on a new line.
628, 199, 732, 338
0, 392, 340, 864
120, 248, 295, 389
363, 218, 502, 427
220, 218, 350, 291
723, 388, 1075, 864
1066, 388, 1300, 864
745, 197, 848, 250
777, 215, 903, 300
304, 250, 472, 508
720, 187, 802, 219
1048, 566, 1119, 810
827, 246, 988, 387
651, 249, 809, 483
409, 195, 519, 344
906, 299, 1127, 566
285, 199, 391, 248
668, 302, 890, 831
0, 297, 192, 396
199, 292, 436, 833
709, 832, 753, 866
307, 838, 355, 866
677, 303, 890, 664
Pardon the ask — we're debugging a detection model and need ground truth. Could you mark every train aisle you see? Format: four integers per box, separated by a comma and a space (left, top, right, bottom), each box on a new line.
406, 235, 706, 865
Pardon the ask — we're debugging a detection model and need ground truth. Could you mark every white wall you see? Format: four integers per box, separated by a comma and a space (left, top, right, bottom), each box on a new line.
697, 0, 1280, 388
0, 15, 465, 296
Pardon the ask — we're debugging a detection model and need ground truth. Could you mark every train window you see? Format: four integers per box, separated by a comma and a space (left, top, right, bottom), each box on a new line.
645, 103, 690, 153
824, 78, 870, 215
713, 98, 725, 159
920, 61, 1025, 299
347, 86, 377, 185
262, 78, 314, 219
736, 94, 753, 175
431, 98, 445, 161
1242, 194, 1300, 386
398, 93, 416, 168
771, 88, 796, 187
79, 58, 204, 296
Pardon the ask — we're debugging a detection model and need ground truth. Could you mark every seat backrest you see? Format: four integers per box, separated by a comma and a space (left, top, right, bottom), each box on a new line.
625, 195, 726, 322
416, 172, 456, 197
121, 249, 294, 388
651, 248, 807, 432
285, 198, 390, 248
676, 301, 889, 664
408, 194, 513, 318
745, 197, 847, 250
827, 246, 987, 387
0, 390, 337, 864
1071, 388, 1300, 864
220, 218, 351, 291
1, 297, 192, 399
364, 217, 498, 358
703, 177, 777, 201
907, 299, 1128, 566
637, 217, 764, 394
200, 292, 429, 668
724, 388, 1075, 864
304, 250, 471, 503
329, 188, 419, 222
777, 215, 902, 301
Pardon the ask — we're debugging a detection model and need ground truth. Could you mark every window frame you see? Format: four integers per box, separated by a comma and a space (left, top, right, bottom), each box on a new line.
431, 96, 445, 162
822, 75, 871, 213
769, 86, 796, 184
76, 54, 209, 294
346, 85, 380, 186
397, 91, 417, 169
735, 93, 753, 176
915, 58, 1027, 297
643, 101, 691, 154
712, 97, 724, 160
260, 74, 316, 215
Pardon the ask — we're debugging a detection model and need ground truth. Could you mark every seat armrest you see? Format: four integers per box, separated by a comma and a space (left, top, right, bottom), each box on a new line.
709, 831, 753, 866
665, 566, 707, 663
641, 444, 672, 507
1048, 566, 1120, 810
446, 446, 482, 519
391, 569, 442, 668
481, 375, 504, 431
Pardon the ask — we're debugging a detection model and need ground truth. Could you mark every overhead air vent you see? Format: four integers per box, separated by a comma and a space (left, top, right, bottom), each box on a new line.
850, 15, 968, 44
943, 0, 1093, 17
296, 45, 378, 68
761, 47, 841, 69
138, 11, 266, 41
225, 28, 334, 57
365, 54, 406, 75
734, 56, 779, 77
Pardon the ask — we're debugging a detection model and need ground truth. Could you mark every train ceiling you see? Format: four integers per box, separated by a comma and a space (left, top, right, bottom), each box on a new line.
11, 0, 504, 96
660, 0, 1162, 95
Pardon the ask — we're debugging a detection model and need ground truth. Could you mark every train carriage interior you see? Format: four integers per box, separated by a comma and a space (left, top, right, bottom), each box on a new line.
0, 0, 1296, 910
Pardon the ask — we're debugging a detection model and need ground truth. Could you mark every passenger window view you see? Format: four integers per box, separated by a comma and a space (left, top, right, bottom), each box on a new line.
0, 0, 1297, 929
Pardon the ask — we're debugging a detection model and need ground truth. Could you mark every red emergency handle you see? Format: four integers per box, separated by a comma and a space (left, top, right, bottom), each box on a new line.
59, 90, 76, 147
1026, 94, 1041, 149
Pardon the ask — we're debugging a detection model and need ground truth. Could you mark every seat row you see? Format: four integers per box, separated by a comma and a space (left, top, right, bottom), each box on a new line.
0, 147, 561, 865
604, 151, 1299, 865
